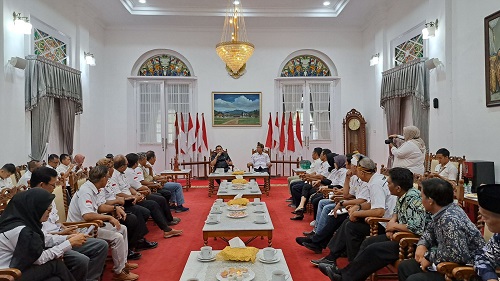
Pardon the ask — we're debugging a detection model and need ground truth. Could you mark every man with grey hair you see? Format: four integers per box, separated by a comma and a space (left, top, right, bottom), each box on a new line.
17, 160, 42, 187
312, 156, 397, 268
68, 165, 139, 281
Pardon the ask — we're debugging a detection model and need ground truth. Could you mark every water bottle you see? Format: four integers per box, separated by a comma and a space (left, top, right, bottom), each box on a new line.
328, 192, 334, 200
466, 181, 472, 194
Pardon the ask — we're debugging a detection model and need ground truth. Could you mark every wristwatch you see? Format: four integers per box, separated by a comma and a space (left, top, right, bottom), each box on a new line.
339, 200, 344, 207
113, 205, 117, 212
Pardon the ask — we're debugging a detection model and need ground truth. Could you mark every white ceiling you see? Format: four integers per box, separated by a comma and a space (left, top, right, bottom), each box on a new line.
84, 0, 392, 30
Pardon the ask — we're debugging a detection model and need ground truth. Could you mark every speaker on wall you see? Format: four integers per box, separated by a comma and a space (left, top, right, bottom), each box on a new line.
433, 98, 439, 108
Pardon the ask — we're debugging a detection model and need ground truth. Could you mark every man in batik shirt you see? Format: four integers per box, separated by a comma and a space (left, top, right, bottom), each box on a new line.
475, 184, 500, 281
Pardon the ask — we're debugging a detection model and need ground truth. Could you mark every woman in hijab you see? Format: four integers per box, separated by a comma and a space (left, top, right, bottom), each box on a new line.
389, 125, 426, 175
0, 188, 75, 281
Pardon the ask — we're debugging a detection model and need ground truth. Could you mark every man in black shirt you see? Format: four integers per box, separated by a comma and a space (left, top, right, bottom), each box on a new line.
210, 145, 233, 184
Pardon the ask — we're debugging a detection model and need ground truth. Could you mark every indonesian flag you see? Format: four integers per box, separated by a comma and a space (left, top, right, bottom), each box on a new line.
174, 112, 179, 155
287, 112, 295, 152
187, 113, 196, 158
273, 113, 280, 150
179, 113, 186, 155
279, 112, 286, 153
265, 113, 273, 149
295, 111, 303, 150
195, 113, 202, 153
201, 113, 208, 153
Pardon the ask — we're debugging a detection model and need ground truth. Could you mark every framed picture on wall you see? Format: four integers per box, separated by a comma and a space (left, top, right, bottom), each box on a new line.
485, 10, 500, 107
212, 92, 262, 127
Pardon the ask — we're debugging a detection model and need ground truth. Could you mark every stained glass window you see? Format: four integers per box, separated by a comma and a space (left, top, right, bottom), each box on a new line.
280, 55, 331, 77
34, 28, 68, 65
394, 34, 424, 66
138, 55, 191, 76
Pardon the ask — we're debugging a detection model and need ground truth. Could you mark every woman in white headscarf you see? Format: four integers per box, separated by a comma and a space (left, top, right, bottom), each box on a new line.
388, 125, 426, 175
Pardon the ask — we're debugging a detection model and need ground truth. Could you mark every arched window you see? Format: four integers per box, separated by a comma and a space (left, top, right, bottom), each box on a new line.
280, 55, 331, 77
275, 50, 340, 151
137, 54, 191, 76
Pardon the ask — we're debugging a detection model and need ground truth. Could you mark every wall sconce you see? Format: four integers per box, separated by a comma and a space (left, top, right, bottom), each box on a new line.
369, 53, 380, 66
84, 52, 96, 66
422, 19, 438, 39
9, 57, 27, 70
425, 58, 442, 70
12, 12, 32, 34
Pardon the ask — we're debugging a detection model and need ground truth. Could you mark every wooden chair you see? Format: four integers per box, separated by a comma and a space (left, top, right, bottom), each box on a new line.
247, 148, 271, 172
425, 153, 466, 183
366, 217, 420, 281
0, 269, 21, 280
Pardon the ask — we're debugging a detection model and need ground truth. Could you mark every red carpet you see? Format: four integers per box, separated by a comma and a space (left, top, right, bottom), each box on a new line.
101, 178, 349, 280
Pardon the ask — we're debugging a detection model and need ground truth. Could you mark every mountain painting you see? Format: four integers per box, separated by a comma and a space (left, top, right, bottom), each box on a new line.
212, 92, 262, 126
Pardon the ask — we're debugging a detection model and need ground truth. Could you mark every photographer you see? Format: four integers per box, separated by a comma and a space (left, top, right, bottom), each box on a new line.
387, 125, 425, 175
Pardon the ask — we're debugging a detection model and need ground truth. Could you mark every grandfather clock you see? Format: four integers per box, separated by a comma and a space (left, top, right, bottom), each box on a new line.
343, 109, 367, 156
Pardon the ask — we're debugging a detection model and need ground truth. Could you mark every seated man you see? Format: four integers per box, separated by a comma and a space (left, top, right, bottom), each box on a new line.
297, 154, 370, 252
290, 149, 332, 208
114, 154, 183, 238
319, 167, 429, 281
31, 166, 109, 281
210, 145, 233, 173
312, 157, 397, 266
287, 147, 322, 202
17, 160, 42, 187
0, 163, 16, 190
247, 142, 271, 173
68, 165, 139, 281
398, 178, 485, 281
431, 148, 459, 185
73, 154, 86, 176
475, 184, 500, 281
136, 152, 188, 212
56, 153, 75, 196
47, 154, 60, 169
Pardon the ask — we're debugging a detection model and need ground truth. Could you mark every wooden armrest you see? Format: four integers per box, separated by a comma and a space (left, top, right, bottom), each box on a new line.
365, 217, 390, 224
63, 220, 104, 227
392, 232, 419, 242
451, 266, 476, 281
0, 268, 21, 279
437, 262, 462, 277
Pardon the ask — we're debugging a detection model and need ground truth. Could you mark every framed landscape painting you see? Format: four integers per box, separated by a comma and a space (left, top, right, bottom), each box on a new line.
485, 10, 500, 107
212, 92, 262, 127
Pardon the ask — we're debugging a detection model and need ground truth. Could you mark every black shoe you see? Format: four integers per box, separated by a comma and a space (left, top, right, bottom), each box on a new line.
167, 220, 179, 226
136, 239, 158, 251
127, 250, 142, 260
295, 236, 312, 246
285, 197, 293, 202
303, 230, 315, 236
173, 217, 181, 223
290, 215, 304, 220
311, 257, 336, 266
288, 203, 296, 208
318, 264, 342, 281
175, 205, 189, 213
303, 242, 323, 254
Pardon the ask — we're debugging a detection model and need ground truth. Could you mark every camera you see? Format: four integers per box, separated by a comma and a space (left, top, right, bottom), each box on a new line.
384, 137, 394, 144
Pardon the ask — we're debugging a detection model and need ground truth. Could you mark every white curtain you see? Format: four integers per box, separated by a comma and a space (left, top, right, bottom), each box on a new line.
138, 83, 162, 143
309, 83, 331, 140
281, 84, 303, 113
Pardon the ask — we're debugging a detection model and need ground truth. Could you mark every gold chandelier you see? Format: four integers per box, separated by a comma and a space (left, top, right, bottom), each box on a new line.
216, 0, 254, 78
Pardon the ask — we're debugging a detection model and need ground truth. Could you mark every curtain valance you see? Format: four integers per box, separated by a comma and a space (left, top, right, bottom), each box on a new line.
25, 55, 83, 113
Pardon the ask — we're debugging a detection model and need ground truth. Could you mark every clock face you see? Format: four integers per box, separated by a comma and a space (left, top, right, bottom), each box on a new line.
348, 119, 360, 131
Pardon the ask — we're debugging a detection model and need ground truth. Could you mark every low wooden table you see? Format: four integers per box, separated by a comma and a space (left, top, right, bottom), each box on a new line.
208, 172, 270, 197
160, 169, 192, 191
216, 181, 262, 200
179, 249, 293, 281
202, 202, 273, 247
292, 168, 307, 175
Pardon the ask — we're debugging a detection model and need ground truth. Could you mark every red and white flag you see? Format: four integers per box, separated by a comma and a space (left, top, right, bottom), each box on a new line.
295, 111, 303, 151
187, 113, 196, 158
287, 112, 295, 153
273, 113, 280, 150
279, 112, 286, 153
174, 112, 179, 155
179, 113, 187, 155
265, 113, 273, 149
201, 113, 208, 153
195, 113, 201, 153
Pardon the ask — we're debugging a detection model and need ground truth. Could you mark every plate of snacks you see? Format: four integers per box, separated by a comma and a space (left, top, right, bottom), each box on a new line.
227, 205, 247, 211
227, 211, 248, 219
232, 170, 245, 175
217, 267, 255, 281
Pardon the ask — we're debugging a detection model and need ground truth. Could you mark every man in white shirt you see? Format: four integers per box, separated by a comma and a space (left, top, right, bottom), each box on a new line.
67, 165, 139, 281
56, 154, 75, 197
17, 160, 42, 187
247, 142, 272, 173
287, 147, 323, 200
31, 166, 109, 281
0, 163, 15, 190
47, 154, 60, 169
432, 148, 459, 184
312, 156, 397, 266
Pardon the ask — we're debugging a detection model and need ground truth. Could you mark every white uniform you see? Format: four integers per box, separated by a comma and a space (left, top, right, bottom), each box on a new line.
391, 141, 425, 175
435, 162, 459, 182
56, 164, 71, 186
67, 180, 128, 274
110, 171, 132, 195
317, 161, 331, 177
0, 177, 13, 190
307, 158, 322, 174
16, 170, 31, 187
349, 175, 371, 202
250, 153, 271, 170
124, 168, 142, 190
326, 167, 348, 187
367, 173, 397, 226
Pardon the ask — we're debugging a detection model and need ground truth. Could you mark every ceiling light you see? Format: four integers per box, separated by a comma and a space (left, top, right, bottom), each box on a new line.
369, 53, 380, 66
138, 0, 146, 3
84, 52, 96, 66
216, 0, 254, 79
422, 19, 438, 39
12, 12, 32, 34
233, 1, 240, 5
323, 1, 331, 6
